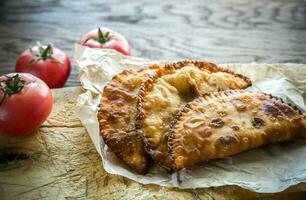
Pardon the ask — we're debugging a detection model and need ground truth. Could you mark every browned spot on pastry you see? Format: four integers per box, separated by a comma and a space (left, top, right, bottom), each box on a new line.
232, 99, 247, 111
106, 131, 135, 154
252, 117, 265, 128
216, 133, 240, 152
264, 101, 300, 120
210, 118, 224, 127
218, 133, 239, 145
275, 103, 300, 120
264, 102, 280, 116
106, 112, 118, 122
231, 125, 240, 131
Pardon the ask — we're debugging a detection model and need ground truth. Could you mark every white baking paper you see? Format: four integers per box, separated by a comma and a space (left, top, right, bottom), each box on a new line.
74, 44, 306, 193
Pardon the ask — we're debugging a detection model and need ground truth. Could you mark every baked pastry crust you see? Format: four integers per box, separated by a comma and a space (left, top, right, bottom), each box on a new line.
98, 64, 161, 173
169, 90, 306, 171
137, 61, 252, 171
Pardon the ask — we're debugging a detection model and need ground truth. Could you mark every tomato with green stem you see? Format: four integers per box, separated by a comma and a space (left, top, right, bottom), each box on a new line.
79, 27, 131, 56
15, 44, 71, 88
0, 73, 53, 136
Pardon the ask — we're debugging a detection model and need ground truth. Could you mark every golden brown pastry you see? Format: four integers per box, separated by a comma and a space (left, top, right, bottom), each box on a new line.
169, 90, 306, 171
137, 61, 252, 171
98, 64, 161, 173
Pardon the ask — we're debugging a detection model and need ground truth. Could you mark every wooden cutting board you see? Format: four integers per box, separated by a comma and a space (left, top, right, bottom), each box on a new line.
0, 87, 305, 200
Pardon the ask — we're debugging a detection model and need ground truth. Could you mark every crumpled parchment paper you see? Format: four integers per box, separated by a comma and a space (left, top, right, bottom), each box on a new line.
74, 44, 306, 193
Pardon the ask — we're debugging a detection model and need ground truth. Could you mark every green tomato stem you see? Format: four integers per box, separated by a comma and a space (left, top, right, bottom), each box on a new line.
0, 74, 26, 106
39, 44, 53, 60
97, 28, 110, 44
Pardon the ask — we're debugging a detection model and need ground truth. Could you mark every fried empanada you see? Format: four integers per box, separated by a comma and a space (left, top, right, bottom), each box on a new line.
169, 90, 306, 171
137, 61, 252, 171
98, 64, 161, 173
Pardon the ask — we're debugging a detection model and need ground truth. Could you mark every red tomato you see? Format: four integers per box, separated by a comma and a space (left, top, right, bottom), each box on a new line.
15, 44, 71, 88
79, 27, 131, 56
0, 73, 53, 136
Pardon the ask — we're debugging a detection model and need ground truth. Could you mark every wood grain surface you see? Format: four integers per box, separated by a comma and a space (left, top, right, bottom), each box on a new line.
0, 0, 305, 86
0, 87, 305, 200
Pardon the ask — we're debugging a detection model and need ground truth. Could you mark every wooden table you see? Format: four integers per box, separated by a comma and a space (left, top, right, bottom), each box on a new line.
1, 1, 306, 199
0, 87, 305, 200
0, 0, 305, 86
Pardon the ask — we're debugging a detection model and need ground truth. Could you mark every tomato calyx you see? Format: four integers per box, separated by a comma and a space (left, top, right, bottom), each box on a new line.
28, 44, 63, 66
0, 74, 26, 105
37, 44, 53, 60
97, 28, 110, 44
83, 28, 110, 45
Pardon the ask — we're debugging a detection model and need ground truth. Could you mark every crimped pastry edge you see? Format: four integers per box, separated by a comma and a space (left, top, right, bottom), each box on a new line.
167, 89, 306, 171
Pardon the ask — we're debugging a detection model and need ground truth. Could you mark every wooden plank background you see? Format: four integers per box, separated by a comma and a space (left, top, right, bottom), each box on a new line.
0, 0, 305, 86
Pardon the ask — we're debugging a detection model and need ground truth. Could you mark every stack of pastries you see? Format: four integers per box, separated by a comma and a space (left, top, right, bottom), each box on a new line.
98, 60, 306, 174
